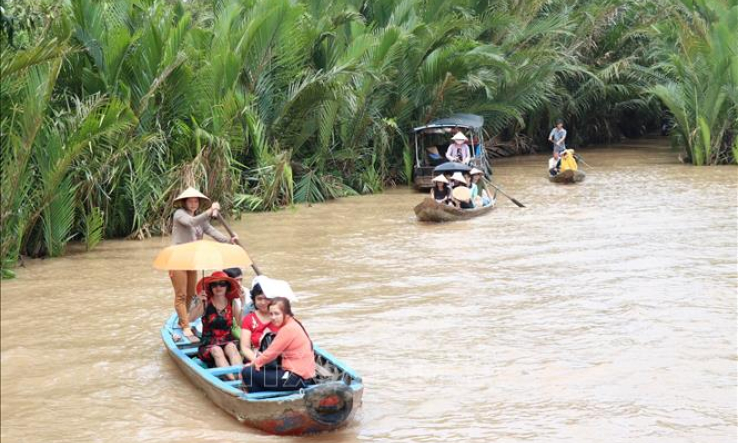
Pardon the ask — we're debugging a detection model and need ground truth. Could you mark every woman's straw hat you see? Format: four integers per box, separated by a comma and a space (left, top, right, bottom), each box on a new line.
450, 172, 467, 184
173, 187, 211, 207
470, 168, 484, 176
452, 186, 471, 202
431, 175, 449, 184
451, 131, 468, 142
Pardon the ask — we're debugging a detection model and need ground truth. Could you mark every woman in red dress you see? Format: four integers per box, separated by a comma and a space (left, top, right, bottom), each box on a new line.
191, 271, 243, 380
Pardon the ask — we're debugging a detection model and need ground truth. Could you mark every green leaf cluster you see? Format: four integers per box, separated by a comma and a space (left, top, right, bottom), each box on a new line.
1, 0, 736, 276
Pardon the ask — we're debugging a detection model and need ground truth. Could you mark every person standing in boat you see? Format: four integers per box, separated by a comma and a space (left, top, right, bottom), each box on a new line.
240, 276, 297, 363
241, 297, 315, 392
191, 271, 243, 380
170, 187, 236, 343
548, 119, 567, 159
445, 132, 471, 164
430, 175, 452, 205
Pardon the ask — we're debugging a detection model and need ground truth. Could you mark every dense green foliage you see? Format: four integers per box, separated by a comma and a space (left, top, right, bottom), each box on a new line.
1, 0, 736, 273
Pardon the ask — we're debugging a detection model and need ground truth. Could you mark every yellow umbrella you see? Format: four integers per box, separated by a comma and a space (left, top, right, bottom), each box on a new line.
153, 240, 252, 271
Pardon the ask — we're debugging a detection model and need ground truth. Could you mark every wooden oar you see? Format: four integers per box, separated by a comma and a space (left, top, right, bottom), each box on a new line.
216, 213, 262, 276
484, 179, 526, 208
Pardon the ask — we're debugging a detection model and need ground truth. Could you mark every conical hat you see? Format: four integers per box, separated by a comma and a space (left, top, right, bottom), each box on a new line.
452, 186, 471, 202
173, 187, 211, 205
470, 168, 484, 176
431, 175, 449, 184
451, 131, 468, 142
450, 172, 467, 184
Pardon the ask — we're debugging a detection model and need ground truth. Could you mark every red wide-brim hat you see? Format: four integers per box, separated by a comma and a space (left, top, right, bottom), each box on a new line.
196, 271, 240, 301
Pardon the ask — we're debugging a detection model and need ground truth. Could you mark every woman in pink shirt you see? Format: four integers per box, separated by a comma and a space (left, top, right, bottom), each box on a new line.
241, 297, 316, 392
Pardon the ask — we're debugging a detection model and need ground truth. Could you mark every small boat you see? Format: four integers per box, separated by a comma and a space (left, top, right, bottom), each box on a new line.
411, 114, 491, 190
549, 169, 586, 184
161, 314, 363, 435
414, 197, 496, 222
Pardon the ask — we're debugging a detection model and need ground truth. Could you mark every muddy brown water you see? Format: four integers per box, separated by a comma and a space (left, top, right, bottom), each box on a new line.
1, 138, 736, 443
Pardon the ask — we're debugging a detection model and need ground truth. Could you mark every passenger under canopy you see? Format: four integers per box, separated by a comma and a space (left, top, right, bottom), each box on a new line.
411, 113, 490, 190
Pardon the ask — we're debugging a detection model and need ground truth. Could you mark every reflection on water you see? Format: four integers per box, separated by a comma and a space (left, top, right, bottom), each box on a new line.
2, 139, 736, 442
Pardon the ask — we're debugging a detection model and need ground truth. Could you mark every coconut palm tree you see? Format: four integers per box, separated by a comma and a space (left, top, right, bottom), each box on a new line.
649, 0, 737, 165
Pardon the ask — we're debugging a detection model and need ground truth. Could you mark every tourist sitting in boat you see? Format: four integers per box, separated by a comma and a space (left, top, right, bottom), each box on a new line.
548, 156, 559, 176
450, 172, 467, 188
463, 172, 472, 187
194, 269, 245, 340
560, 149, 578, 172
443, 172, 454, 188
171, 187, 237, 344
469, 168, 492, 207
240, 276, 297, 363
472, 136, 483, 157
223, 267, 249, 339
448, 173, 473, 209
452, 186, 474, 209
445, 132, 471, 164
548, 149, 578, 176
190, 271, 243, 380
430, 175, 452, 205
241, 297, 315, 392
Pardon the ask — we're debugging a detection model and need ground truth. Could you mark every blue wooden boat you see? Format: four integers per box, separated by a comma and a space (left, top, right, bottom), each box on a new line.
161, 314, 363, 435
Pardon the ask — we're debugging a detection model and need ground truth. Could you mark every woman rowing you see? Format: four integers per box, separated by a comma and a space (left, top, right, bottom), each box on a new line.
449, 172, 473, 209
170, 187, 237, 343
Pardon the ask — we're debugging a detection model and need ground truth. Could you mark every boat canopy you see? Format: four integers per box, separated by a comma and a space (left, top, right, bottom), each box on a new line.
413, 114, 484, 132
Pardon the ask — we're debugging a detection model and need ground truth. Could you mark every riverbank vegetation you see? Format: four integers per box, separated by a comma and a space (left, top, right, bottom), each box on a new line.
1, 0, 736, 274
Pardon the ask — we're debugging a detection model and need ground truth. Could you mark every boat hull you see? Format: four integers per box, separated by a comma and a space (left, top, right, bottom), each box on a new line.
414, 197, 496, 222
161, 314, 363, 436
549, 169, 586, 184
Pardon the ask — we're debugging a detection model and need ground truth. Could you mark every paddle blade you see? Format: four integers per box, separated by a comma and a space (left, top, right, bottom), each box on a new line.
509, 197, 526, 208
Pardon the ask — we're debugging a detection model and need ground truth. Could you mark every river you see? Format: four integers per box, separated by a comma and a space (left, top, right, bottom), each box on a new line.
1, 138, 736, 442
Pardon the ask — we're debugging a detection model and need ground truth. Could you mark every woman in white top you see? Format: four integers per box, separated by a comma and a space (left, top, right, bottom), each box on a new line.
445, 132, 471, 164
